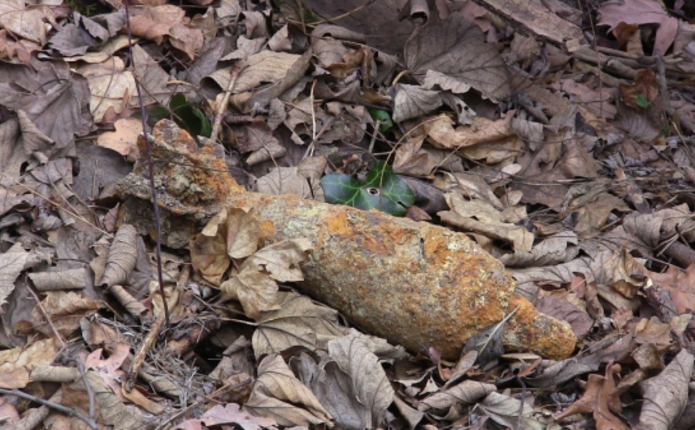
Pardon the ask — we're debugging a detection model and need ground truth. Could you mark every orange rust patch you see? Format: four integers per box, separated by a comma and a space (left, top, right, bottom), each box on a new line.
424, 235, 446, 255
258, 220, 276, 242
325, 209, 354, 237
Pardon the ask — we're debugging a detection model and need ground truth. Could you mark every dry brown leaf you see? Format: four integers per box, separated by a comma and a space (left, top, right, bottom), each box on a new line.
130, 44, 171, 107
478, 391, 546, 429
533, 289, 594, 341
440, 193, 534, 252
571, 193, 631, 239
244, 238, 312, 283
561, 79, 617, 120
392, 84, 443, 123
190, 209, 232, 286
423, 113, 516, 150
326, 329, 395, 428
0, 28, 41, 65
225, 208, 261, 260
244, 354, 332, 427
0, 61, 91, 149
637, 263, 695, 314
0, 338, 60, 389
418, 380, 496, 411
393, 136, 460, 177
176, 403, 277, 429
500, 231, 579, 268
169, 23, 204, 60
619, 69, 660, 110
63, 370, 150, 429
246, 141, 287, 166
614, 96, 664, 142
555, 363, 629, 430
27, 268, 87, 292
221, 265, 281, 319
211, 51, 302, 94
77, 57, 136, 123
599, 0, 679, 55
268, 24, 292, 52
101, 224, 138, 288
300, 0, 413, 56
252, 292, 347, 357
0, 243, 31, 308
404, 10, 510, 102
635, 349, 693, 430
29, 291, 103, 337
96, 117, 142, 159
612, 22, 644, 55
256, 166, 324, 200
0, 0, 48, 44
221, 239, 312, 319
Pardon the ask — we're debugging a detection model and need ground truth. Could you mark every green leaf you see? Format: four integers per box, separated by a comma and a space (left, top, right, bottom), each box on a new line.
636, 93, 649, 109
368, 108, 394, 133
320, 161, 415, 216
147, 93, 212, 138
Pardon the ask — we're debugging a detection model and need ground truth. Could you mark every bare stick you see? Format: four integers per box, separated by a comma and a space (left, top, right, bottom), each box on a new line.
210, 65, 242, 143
72, 357, 96, 421
0, 388, 98, 430
122, 0, 170, 325
26, 286, 67, 350
125, 265, 190, 392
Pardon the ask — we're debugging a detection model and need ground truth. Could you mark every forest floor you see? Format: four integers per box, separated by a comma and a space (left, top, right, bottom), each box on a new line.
1, 0, 695, 429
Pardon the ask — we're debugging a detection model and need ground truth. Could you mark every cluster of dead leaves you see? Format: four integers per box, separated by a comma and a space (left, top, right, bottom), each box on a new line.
2, 0, 695, 429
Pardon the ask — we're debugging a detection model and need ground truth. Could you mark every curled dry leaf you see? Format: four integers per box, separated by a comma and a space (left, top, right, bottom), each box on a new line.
29, 291, 102, 337
478, 391, 547, 430
326, 329, 395, 429
252, 292, 348, 358
418, 379, 496, 412
28, 267, 87, 291
242, 238, 313, 283
392, 84, 443, 124
244, 354, 332, 427
292, 352, 369, 430
635, 349, 694, 430
221, 239, 313, 319
0, 338, 60, 389
221, 265, 282, 320
101, 224, 138, 288
226, 207, 261, 260
0, 243, 33, 308
191, 207, 260, 285
555, 363, 630, 430
440, 193, 534, 253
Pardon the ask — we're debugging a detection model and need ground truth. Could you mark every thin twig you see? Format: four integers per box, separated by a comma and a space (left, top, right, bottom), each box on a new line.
26, 286, 67, 350
126, 265, 190, 393
126, 311, 167, 393
122, 0, 170, 325
210, 65, 242, 143
72, 357, 96, 421
13, 180, 113, 238
0, 388, 99, 430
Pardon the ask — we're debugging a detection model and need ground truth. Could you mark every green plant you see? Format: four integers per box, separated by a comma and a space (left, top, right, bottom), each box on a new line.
367, 108, 394, 133
320, 161, 415, 217
636, 93, 649, 109
148, 93, 212, 138
65, 0, 101, 16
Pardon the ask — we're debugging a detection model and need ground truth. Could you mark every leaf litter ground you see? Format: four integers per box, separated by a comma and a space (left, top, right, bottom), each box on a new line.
1, 0, 695, 429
